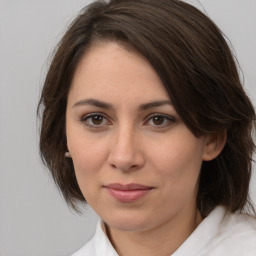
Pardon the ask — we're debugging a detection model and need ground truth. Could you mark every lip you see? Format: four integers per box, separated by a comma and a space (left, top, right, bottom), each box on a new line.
104, 183, 154, 203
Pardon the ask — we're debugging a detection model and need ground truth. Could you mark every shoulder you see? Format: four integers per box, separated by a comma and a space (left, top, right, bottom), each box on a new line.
173, 206, 256, 256
217, 209, 256, 253
219, 207, 256, 238
204, 207, 256, 255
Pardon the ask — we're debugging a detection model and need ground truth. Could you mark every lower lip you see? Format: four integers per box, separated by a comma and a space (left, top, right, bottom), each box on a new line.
105, 188, 152, 203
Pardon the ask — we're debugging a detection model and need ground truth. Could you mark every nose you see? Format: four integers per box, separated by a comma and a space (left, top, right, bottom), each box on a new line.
107, 126, 145, 172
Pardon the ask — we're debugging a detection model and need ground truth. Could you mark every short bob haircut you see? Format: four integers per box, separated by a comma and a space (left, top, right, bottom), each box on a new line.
38, 0, 256, 216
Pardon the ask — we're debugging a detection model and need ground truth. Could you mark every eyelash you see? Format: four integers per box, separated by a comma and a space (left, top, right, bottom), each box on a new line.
80, 113, 176, 129
144, 113, 176, 128
80, 112, 111, 129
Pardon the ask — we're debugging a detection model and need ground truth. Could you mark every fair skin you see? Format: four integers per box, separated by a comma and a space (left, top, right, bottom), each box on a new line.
66, 42, 224, 256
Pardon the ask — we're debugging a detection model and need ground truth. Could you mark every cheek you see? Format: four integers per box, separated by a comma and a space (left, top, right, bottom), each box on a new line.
151, 138, 204, 211
69, 136, 109, 187
149, 134, 204, 184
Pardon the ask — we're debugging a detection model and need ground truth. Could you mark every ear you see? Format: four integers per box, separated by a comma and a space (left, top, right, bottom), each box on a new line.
65, 151, 72, 158
65, 143, 72, 158
202, 131, 227, 161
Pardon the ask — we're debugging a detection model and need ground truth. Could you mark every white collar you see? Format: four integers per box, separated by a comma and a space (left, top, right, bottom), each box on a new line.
73, 206, 256, 256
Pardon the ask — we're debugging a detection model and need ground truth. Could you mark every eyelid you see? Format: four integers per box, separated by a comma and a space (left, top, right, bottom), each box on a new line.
80, 112, 112, 128
144, 113, 176, 127
79, 112, 176, 129
145, 112, 176, 121
146, 113, 175, 120
80, 112, 106, 120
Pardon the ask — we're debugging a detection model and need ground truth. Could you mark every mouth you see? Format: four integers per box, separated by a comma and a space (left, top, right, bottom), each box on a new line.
103, 183, 154, 203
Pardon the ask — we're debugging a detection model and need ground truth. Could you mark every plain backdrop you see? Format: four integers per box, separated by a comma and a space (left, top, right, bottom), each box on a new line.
0, 0, 255, 255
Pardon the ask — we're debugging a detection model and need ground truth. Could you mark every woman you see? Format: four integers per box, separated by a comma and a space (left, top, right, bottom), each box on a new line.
38, 0, 256, 255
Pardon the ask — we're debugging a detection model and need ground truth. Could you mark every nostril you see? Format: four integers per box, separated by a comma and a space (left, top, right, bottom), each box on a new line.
109, 162, 142, 172
107, 139, 145, 171
110, 164, 117, 169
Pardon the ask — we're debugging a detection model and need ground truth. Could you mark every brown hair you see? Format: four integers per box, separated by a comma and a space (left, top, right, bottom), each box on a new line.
38, 0, 256, 216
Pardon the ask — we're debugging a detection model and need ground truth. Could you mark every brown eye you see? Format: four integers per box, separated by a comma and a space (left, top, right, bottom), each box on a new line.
81, 113, 110, 128
91, 115, 104, 125
145, 114, 175, 128
152, 116, 165, 125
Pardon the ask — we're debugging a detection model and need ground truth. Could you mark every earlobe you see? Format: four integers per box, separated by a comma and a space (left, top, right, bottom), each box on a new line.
203, 132, 227, 161
65, 143, 72, 158
65, 151, 72, 158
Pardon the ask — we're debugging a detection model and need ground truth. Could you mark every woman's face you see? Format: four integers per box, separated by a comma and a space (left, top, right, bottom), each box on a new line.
66, 42, 211, 232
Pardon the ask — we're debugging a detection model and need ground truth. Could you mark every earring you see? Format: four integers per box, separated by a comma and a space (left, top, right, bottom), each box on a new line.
65, 152, 71, 158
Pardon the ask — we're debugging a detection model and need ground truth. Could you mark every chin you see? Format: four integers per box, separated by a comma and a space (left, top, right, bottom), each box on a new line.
102, 210, 155, 232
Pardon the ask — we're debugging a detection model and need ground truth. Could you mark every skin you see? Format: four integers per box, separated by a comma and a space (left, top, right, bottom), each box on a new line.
66, 42, 223, 256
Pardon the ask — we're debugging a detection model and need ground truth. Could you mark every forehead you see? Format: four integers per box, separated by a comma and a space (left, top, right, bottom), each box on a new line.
68, 41, 170, 104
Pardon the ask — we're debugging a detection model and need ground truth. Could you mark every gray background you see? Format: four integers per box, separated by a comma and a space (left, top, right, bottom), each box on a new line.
0, 0, 255, 255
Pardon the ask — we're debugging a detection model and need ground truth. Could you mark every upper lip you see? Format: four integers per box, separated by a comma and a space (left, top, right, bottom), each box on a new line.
104, 183, 154, 190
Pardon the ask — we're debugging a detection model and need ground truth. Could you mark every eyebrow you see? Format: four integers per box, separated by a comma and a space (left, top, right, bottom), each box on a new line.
72, 99, 113, 109
139, 100, 173, 111
72, 98, 172, 110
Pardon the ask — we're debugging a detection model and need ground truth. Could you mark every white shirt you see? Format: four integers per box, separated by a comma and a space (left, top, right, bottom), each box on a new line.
72, 206, 256, 256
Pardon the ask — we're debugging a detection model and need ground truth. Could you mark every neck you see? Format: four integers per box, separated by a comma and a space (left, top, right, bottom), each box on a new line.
105, 207, 202, 256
